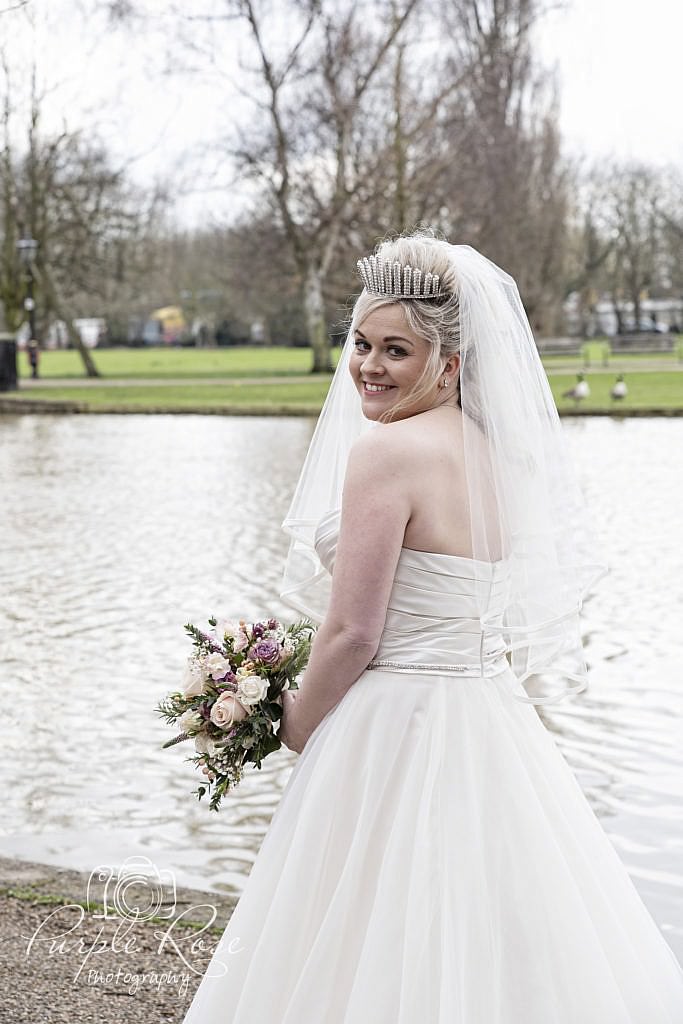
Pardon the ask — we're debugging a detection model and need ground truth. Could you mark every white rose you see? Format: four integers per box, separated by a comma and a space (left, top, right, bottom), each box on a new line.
182, 657, 206, 697
210, 692, 249, 729
179, 709, 204, 734
203, 652, 233, 681
236, 675, 269, 706
213, 618, 241, 641
194, 732, 220, 758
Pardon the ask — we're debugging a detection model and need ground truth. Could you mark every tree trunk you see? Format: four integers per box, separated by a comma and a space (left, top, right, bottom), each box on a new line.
392, 35, 407, 231
40, 268, 100, 376
304, 265, 333, 373
612, 294, 624, 335
63, 319, 101, 377
632, 284, 641, 328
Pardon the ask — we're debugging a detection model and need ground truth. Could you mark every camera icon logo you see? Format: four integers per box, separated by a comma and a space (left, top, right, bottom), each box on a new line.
87, 855, 177, 922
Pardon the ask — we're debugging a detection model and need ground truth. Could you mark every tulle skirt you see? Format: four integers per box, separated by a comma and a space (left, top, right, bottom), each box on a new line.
182, 667, 683, 1023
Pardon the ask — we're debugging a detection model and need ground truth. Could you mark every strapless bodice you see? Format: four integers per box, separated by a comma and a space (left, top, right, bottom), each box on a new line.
313, 508, 512, 678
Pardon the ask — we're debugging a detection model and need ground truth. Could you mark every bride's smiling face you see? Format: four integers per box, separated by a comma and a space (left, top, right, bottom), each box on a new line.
350, 304, 454, 422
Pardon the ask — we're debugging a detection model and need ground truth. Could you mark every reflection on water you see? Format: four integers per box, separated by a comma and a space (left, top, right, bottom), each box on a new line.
0, 414, 682, 959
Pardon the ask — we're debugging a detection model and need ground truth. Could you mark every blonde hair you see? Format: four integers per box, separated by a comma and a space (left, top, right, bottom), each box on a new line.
350, 231, 461, 423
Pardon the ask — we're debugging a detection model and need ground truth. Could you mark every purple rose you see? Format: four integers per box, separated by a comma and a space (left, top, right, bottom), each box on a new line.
249, 639, 282, 666
252, 622, 266, 639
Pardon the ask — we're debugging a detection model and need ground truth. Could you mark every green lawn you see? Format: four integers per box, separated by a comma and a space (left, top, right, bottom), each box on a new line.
549, 371, 683, 412
16, 345, 341, 379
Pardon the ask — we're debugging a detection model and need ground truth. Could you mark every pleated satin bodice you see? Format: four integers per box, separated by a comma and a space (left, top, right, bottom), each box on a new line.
313, 507, 511, 678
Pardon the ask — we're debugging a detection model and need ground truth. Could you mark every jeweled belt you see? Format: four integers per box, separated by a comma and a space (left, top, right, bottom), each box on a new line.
366, 657, 507, 677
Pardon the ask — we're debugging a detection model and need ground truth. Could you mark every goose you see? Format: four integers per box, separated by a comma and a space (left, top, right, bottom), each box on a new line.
610, 375, 628, 401
561, 372, 590, 407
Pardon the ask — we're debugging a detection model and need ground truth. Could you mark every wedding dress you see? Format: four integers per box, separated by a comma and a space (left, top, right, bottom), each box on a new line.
182, 506, 683, 1023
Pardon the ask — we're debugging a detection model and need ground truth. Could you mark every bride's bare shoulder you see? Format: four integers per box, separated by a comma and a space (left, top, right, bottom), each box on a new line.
349, 421, 419, 467
358, 410, 462, 454
349, 413, 461, 484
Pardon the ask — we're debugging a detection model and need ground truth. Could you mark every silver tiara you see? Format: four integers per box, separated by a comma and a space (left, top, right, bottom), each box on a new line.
356, 255, 447, 299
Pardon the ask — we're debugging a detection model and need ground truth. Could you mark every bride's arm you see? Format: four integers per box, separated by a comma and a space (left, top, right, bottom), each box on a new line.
279, 428, 412, 753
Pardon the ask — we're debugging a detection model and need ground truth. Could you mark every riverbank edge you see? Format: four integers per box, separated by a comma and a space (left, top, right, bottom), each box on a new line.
2, 396, 682, 417
0, 854, 238, 932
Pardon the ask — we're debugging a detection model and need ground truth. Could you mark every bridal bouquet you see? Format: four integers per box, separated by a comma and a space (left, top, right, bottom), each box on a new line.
156, 615, 315, 810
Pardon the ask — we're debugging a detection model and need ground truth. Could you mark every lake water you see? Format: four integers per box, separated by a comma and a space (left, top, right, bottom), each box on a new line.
1, 413, 682, 961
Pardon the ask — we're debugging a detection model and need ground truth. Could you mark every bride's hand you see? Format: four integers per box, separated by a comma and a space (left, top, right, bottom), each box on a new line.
278, 689, 308, 755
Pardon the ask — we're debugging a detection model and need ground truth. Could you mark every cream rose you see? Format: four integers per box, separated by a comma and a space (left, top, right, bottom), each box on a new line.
210, 692, 249, 730
179, 709, 204, 735
236, 675, 269, 706
194, 732, 220, 757
203, 652, 233, 681
182, 657, 206, 697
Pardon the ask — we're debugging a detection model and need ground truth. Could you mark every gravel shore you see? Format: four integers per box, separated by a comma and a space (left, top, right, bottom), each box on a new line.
0, 856, 239, 1024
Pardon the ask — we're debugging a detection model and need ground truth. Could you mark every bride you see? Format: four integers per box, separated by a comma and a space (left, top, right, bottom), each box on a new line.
182, 232, 683, 1022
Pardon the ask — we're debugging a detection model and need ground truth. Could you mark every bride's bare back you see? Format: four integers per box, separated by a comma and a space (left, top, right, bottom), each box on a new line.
384, 405, 494, 559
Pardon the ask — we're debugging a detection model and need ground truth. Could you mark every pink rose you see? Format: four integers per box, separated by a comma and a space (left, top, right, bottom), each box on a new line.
210, 692, 249, 730
233, 630, 250, 653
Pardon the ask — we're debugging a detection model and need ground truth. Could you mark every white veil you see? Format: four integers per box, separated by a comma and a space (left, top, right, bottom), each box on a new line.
280, 240, 608, 706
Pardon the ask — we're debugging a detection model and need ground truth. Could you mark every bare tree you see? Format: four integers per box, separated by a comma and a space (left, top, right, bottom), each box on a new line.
601, 162, 661, 330
565, 161, 683, 337
423, 0, 570, 333
131, 0, 420, 370
563, 164, 615, 336
0, 51, 22, 333
0, 49, 167, 374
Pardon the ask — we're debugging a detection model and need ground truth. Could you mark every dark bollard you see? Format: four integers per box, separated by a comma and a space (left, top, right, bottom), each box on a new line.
0, 333, 18, 391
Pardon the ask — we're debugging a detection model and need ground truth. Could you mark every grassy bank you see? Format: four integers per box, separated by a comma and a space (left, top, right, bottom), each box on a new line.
8, 380, 331, 409
5, 345, 682, 415
2, 370, 681, 414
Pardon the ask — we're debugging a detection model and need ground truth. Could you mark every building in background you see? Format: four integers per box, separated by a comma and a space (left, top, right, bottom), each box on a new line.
143, 306, 188, 345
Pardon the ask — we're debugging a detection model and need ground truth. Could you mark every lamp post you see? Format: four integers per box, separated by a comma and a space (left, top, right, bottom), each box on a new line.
16, 237, 38, 341
16, 238, 39, 379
